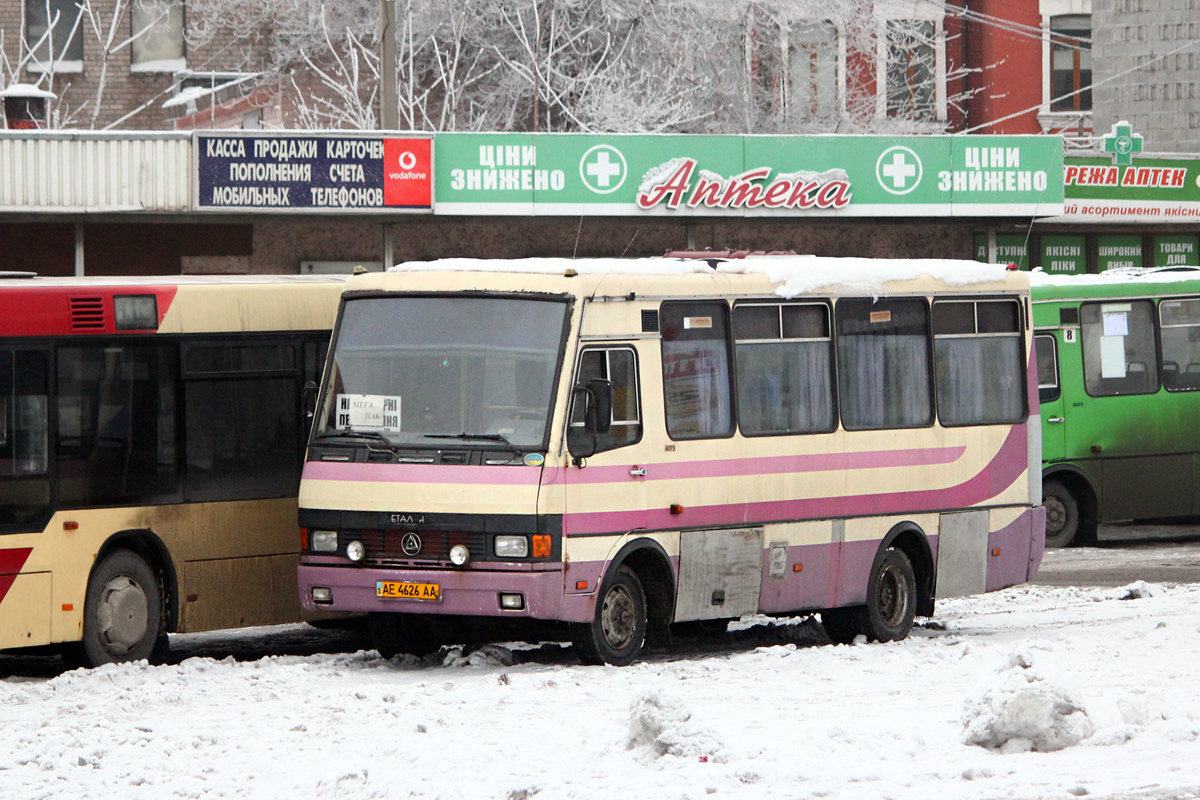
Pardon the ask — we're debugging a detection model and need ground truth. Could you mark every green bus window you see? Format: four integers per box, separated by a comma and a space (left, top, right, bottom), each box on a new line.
933, 300, 1026, 426
661, 301, 733, 439
569, 347, 641, 454
1035, 334, 1061, 404
1080, 301, 1159, 396
0, 349, 50, 527
733, 302, 835, 436
1159, 298, 1200, 391
836, 298, 932, 430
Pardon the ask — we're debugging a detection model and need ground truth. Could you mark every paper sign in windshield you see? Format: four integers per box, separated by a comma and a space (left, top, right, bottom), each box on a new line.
337, 394, 401, 430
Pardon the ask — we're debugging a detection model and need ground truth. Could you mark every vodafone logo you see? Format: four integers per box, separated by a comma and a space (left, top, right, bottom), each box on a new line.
383, 138, 432, 207
398, 151, 418, 170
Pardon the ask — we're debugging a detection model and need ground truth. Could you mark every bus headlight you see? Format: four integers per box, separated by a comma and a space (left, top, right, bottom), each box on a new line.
494, 535, 528, 558
345, 540, 366, 562
449, 544, 470, 566
311, 530, 338, 552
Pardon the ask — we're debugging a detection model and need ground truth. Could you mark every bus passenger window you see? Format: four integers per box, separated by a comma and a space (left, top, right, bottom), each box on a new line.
1034, 334, 1061, 404
836, 298, 932, 430
0, 349, 50, 526
733, 302, 835, 435
660, 301, 733, 439
569, 347, 641, 453
1159, 298, 1200, 391
184, 343, 300, 502
56, 345, 178, 506
933, 300, 1026, 426
1080, 301, 1159, 396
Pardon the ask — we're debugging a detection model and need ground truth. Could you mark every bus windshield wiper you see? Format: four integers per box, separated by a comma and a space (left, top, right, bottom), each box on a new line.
422, 432, 521, 453
316, 430, 400, 452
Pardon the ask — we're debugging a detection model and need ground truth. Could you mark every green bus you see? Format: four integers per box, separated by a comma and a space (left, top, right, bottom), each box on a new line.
1033, 268, 1200, 546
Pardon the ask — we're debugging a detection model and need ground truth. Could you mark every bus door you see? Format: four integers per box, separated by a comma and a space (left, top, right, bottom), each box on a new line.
563, 343, 651, 571
1035, 331, 1066, 461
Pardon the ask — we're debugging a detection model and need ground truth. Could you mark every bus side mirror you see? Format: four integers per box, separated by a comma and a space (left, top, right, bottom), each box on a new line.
585, 379, 612, 434
302, 380, 318, 425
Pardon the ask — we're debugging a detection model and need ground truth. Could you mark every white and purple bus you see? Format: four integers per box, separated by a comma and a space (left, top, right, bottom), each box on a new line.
297, 255, 1045, 665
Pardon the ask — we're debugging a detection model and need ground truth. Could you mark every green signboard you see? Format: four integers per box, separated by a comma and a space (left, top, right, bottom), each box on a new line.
974, 233, 1031, 270
1061, 156, 1200, 222
1096, 235, 1143, 272
435, 133, 1063, 217
1040, 235, 1087, 275
1154, 235, 1200, 268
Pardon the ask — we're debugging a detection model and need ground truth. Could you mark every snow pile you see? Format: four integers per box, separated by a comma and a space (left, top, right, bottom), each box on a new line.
961, 652, 1095, 753
626, 689, 726, 762
719, 255, 1012, 297
443, 644, 515, 668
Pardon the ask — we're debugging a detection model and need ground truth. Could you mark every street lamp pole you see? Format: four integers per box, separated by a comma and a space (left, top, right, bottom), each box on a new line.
380, 0, 399, 130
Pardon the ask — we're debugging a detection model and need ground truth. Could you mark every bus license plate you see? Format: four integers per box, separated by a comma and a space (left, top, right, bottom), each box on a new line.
376, 581, 441, 601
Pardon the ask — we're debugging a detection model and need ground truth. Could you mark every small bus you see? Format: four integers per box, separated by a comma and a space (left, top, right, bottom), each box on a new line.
1032, 268, 1200, 546
0, 273, 344, 667
298, 256, 1045, 665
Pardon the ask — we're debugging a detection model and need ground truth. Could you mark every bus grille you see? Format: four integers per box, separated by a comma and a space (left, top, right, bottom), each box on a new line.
354, 529, 488, 565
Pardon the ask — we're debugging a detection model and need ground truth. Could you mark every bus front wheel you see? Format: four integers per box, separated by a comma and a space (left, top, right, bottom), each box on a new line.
570, 566, 647, 666
1043, 480, 1080, 548
74, 549, 163, 668
862, 548, 916, 642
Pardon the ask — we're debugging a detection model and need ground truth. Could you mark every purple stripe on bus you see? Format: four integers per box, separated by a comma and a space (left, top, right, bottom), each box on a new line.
562, 424, 1028, 536
556, 445, 968, 485
985, 508, 1042, 592
301, 461, 544, 486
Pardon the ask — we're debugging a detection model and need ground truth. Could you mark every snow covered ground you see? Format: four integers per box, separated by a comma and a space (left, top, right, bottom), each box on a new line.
3, 582, 1200, 800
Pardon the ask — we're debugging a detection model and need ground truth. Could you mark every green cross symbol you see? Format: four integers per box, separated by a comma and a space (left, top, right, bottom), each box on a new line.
1103, 122, 1143, 166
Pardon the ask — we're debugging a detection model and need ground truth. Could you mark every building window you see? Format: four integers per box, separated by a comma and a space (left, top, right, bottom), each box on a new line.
25, 0, 84, 71
788, 21, 839, 121
1050, 15, 1091, 112
885, 19, 937, 120
131, 0, 185, 70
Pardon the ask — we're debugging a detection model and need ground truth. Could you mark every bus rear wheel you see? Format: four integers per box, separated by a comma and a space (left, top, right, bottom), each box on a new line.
570, 566, 646, 666
1043, 480, 1080, 548
368, 612, 442, 658
74, 550, 163, 668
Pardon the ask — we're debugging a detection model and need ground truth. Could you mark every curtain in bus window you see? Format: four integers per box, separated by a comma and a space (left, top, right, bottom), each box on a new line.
661, 302, 732, 439
184, 344, 299, 502
0, 349, 50, 526
936, 338, 1024, 425
56, 345, 178, 507
1081, 301, 1158, 396
836, 298, 932, 430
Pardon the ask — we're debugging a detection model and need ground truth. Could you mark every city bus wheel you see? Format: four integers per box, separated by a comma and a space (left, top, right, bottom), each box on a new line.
861, 547, 916, 643
570, 566, 646, 666
820, 607, 865, 645
1043, 480, 1080, 548
78, 550, 162, 668
368, 612, 441, 659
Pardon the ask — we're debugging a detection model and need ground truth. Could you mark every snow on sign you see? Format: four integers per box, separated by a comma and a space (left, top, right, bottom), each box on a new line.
336, 394, 401, 431
194, 133, 432, 212
434, 133, 1063, 218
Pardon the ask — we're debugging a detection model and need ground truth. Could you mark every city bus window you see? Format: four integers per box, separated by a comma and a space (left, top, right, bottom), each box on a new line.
569, 347, 641, 453
0, 349, 50, 526
836, 298, 932, 430
1081, 301, 1159, 396
933, 300, 1025, 426
1159, 298, 1200, 391
733, 302, 835, 436
1035, 334, 1061, 403
183, 342, 299, 502
660, 301, 733, 439
56, 344, 178, 506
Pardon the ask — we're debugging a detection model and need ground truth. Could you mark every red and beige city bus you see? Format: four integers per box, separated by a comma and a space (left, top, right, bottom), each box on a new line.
0, 273, 344, 667
297, 256, 1045, 665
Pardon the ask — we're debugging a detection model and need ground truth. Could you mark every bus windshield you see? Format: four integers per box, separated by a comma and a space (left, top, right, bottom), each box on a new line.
316, 295, 569, 450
